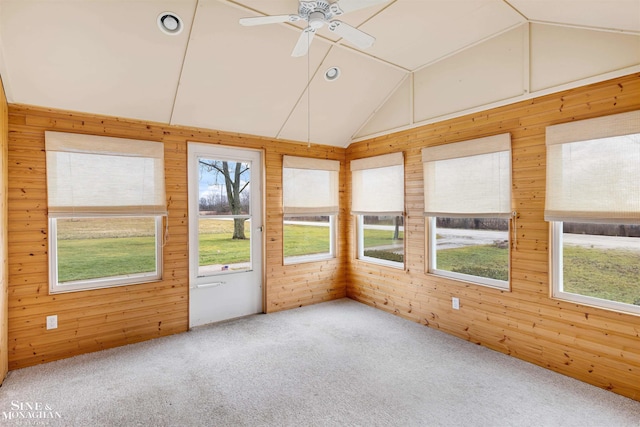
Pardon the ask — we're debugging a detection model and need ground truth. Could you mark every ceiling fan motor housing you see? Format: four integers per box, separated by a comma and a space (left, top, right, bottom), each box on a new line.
299, 1, 342, 25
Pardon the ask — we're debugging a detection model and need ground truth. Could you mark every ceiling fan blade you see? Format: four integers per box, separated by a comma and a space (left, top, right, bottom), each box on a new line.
327, 21, 375, 49
291, 27, 316, 57
239, 14, 299, 26
332, 0, 389, 15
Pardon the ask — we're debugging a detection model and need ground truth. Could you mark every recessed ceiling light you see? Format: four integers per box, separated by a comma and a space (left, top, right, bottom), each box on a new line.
324, 66, 340, 82
157, 12, 183, 35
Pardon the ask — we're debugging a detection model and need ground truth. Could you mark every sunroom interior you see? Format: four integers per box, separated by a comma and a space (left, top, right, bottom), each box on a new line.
0, 0, 638, 405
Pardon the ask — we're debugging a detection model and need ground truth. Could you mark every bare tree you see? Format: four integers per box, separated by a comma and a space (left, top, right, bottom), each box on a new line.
393, 215, 402, 240
199, 160, 250, 239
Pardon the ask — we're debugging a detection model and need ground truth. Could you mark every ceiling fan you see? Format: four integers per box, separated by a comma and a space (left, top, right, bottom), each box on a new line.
239, 0, 387, 57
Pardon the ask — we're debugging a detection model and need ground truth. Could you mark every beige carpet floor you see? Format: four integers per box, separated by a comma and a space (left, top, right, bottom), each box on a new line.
0, 298, 638, 426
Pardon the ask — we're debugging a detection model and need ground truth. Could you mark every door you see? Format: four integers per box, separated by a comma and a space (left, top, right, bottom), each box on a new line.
187, 143, 263, 327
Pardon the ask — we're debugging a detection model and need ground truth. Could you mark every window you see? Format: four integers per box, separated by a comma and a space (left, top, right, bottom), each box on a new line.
351, 152, 405, 268
190, 150, 256, 278
282, 156, 339, 264
546, 110, 640, 315
423, 134, 512, 289
46, 132, 166, 293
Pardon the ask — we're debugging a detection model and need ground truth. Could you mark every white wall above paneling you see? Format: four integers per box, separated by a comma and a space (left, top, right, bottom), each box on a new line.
355, 74, 411, 139
509, 0, 640, 33
360, 0, 525, 71
530, 23, 640, 92
413, 25, 526, 123
354, 22, 640, 142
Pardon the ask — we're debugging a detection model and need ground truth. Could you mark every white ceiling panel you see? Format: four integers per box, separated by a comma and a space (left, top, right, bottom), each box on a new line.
509, 0, 640, 32
172, 0, 331, 138
278, 46, 406, 146
0, 0, 637, 147
0, 0, 195, 122
359, 0, 525, 71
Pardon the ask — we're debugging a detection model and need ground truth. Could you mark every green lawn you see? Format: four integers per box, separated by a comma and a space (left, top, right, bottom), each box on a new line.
436, 243, 639, 305
58, 236, 156, 282
436, 245, 509, 281
363, 228, 404, 248
283, 224, 330, 257
563, 246, 640, 305
57, 220, 639, 307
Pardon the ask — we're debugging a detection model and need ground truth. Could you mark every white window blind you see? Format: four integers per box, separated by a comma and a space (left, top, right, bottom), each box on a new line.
351, 152, 404, 215
422, 133, 512, 218
545, 110, 640, 224
283, 156, 340, 216
45, 131, 167, 217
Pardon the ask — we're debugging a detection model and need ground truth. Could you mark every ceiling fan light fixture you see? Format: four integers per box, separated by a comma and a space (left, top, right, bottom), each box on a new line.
324, 66, 341, 82
157, 12, 183, 35
308, 11, 326, 29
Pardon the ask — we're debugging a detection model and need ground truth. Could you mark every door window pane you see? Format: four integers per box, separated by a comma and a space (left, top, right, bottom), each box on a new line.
198, 158, 252, 276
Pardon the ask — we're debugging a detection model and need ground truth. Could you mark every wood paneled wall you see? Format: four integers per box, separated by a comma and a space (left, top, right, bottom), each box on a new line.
7, 105, 346, 369
0, 77, 9, 383
346, 73, 640, 400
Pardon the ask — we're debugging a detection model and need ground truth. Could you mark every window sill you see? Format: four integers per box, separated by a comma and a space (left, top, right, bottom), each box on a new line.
284, 254, 335, 265
357, 256, 404, 270
428, 269, 510, 291
49, 274, 162, 295
552, 290, 640, 316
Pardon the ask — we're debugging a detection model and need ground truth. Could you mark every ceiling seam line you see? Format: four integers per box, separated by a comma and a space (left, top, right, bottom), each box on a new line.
330, 0, 397, 50
350, 73, 410, 141
333, 42, 410, 73
528, 19, 640, 36
169, 0, 200, 126
502, 0, 530, 22
412, 21, 527, 75
275, 47, 332, 141
350, 64, 640, 144
353, 0, 397, 27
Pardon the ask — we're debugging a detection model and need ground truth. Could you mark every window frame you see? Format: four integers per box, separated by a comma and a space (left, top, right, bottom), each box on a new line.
351, 152, 405, 269
545, 110, 640, 315
356, 214, 405, 269
282, 155, 340, 265
48, 215, 164, 294
187, 145, 261, 284
422, 133, 512, 289
549, 221, 640, 314
550, 221, 640, 315
427, 217, 510, 290
45, 131, 167, 294
283, 215, 337, 265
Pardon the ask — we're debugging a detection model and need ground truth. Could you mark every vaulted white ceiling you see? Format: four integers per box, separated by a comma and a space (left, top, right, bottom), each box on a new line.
0, 0, 639, 147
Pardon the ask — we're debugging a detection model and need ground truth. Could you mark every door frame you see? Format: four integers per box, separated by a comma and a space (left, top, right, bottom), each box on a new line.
186, 142, 266, 326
